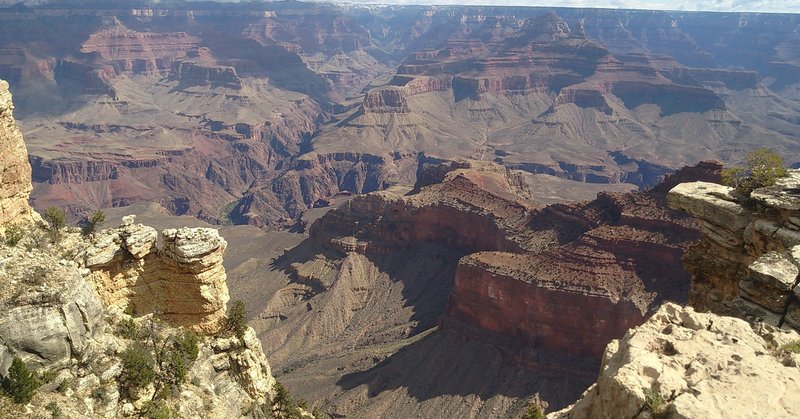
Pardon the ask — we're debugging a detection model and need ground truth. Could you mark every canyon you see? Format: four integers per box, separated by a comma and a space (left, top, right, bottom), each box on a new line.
239, 158, 721, 417
0, 2, 797, 228
3, 64, 800, 417
1, 1, 800, 418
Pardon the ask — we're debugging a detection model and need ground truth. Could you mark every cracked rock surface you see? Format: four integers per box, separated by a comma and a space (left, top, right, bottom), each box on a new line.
549, 302, 800, 418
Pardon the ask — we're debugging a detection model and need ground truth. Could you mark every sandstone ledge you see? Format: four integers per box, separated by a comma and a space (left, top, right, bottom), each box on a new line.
550, 303, 800, 418
81, 216, 230, 334
668, 175, 800, 329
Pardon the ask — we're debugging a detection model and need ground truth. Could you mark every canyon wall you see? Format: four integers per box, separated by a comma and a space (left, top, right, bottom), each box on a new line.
304, 160, 716, 361
0, 80, 37, 225
447, 254, 646, 358
551, 173, 800, 418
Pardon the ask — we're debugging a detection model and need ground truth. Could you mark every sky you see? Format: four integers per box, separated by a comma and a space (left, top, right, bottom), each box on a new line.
324, 0, 800, 14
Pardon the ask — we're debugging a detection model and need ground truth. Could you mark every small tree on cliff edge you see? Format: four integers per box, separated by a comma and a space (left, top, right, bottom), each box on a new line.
521, 393, 548, 419
42, 207, 66, 242
227, 300, 248, 341
721, 148, 788, 196
80, 210, 105, 236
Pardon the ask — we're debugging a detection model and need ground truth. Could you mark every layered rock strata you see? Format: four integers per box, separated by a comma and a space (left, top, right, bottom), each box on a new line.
0, 80, 38, 225
305, 160, 716, 360
549, 303, 800, 418
668, 172, 800, 329
83, 215, 230, 334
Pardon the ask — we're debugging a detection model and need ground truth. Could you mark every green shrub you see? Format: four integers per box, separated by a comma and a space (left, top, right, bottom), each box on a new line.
120, 344, 156, 395
3, 223, 24, 247
45, 401, 62, 418
643, 387, 667, 418
161, 349, 188, 387
521, 393, 547, 419
2, 357, 40, 404
227, 300, 248, 341
721, 148, 789, 196
38, 369, 57, 384
116, 318, 139, 340
43, 207, 66, 231
142, 399, 175, 419
781, 340, 800, 353
80, 210, 105, 236
173, 330, 200, 362
269, 381, 306, 419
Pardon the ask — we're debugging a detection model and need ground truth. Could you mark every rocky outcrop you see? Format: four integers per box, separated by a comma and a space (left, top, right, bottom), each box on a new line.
169, 61, 243, 90
447, 252, 646, 358
309, 160, 534, 255
0, 249, 104, 376
668, 172, 800, 329
0, 78, 279, 418
82, 216, 230, 334
362, 87, 409, 113
549, 303, 800, 418
443, 170, 713, 358
0, 80, 38, 225
0, 216, 275, 416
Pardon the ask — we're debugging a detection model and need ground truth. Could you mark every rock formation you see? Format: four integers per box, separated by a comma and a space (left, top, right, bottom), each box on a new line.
0, 80, 37, 225
255, 158, 719, 416
0, 251, 104, 376
0, 73, 280, 418
82, 216, 230, 334
549, 303, 800, 418
551, 174, 800, 418
668, 172, 800, 329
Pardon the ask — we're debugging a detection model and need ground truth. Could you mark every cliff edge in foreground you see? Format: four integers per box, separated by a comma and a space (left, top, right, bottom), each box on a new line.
553, 174, 800, 418
668, 172, 800, 329
549, 303, 800, 418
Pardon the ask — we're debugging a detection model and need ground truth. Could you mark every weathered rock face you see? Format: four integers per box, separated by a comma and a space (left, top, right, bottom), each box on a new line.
0, 249, 104, 376
0, 80, 37, 225
79, 23, 200, 77
549, 303, 800, 418
83, 216, 230, 334
169, 61, 242, 90
668, 172, 800, 329
447, 254, 646, 358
